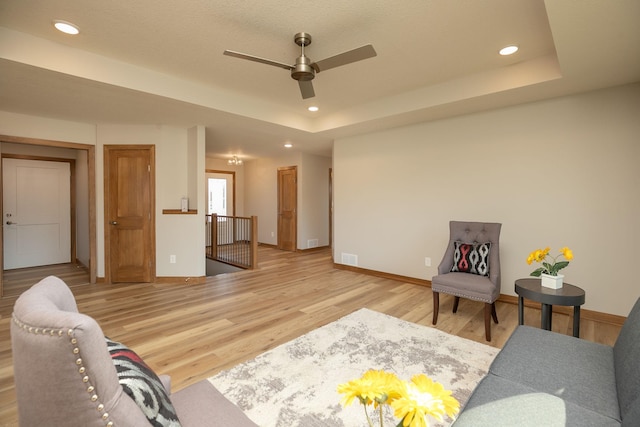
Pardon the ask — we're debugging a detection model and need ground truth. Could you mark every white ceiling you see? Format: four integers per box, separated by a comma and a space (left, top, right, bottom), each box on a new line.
0, 0, 639, 160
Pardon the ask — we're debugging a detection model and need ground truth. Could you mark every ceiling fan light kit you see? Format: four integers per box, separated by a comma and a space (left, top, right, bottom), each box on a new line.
224, 32, 376, 99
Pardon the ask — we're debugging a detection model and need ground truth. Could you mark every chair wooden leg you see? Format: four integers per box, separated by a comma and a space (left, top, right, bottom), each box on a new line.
452, 296, 460, 313
432, 292, 439, 325
484, 303, 492, 341
491, 302, 499, 324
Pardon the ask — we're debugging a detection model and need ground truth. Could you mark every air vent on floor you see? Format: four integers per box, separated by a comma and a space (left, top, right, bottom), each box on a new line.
341, 253, 358, 266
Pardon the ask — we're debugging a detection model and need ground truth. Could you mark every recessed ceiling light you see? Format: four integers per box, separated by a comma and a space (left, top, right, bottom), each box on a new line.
53, 20, 80, 35
308, 106, 319, 112
284, 143, 293, 148
499, 45, 519, 56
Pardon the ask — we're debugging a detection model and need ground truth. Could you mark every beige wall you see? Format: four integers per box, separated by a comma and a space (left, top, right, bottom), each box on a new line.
0, 111, 96, 144
333, 83, 640, 316
298, 153, 332, 249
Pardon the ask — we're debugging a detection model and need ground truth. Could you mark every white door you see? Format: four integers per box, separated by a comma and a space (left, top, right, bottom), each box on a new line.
206, 172, 234, 244
3, 158, 71, 269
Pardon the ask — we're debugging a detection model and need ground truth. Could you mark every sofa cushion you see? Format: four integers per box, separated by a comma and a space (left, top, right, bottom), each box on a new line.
488, 325, 620, 422
614, 297, 640, 420
453, 374, 621, 426
621, 394, 640, 427
172, 380, 259, 427
450, 241, 491, 276
107, 338, 181, 427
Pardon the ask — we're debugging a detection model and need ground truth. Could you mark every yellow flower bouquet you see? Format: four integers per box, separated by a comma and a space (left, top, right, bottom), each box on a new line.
337, 370, 459, 427
527, 246, 573, 277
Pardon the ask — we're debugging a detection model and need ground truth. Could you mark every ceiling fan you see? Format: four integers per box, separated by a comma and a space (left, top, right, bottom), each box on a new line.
223, 32, 377, 99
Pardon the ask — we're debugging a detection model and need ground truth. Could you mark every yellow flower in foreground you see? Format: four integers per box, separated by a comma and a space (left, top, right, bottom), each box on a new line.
560, 246, 573, 261
391, 374, 460, 427
337, 369, 404, 408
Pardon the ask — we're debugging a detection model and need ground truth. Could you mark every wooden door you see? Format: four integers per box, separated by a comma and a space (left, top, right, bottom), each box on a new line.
277, 166, 297, 251
104, 146, 155, 283
2, 158, 71, 269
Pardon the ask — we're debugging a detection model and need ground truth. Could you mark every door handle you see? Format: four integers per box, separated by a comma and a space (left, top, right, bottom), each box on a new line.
110, 221, 118, 225
6, 221, 16, 225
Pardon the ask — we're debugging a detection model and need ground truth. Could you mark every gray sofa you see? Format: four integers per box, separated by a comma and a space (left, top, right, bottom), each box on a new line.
11, 276, 258, 427
454, 297, 640, 426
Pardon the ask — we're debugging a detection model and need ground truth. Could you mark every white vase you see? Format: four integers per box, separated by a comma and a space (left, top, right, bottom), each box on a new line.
541, 273, 564, 289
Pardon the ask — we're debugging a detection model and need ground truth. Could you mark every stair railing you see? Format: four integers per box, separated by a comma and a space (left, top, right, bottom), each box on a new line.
205, 214, 258, 269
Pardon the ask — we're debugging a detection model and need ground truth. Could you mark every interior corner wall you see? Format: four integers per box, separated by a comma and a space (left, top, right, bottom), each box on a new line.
75, 149, 90, 267
333, 83, 640, 317
186, 126, 202, 210
298, 153, 332, 249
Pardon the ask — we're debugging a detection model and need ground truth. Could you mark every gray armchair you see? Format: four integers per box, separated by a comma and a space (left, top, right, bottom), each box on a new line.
10, 275, 258, 427
431, 221, 502, 341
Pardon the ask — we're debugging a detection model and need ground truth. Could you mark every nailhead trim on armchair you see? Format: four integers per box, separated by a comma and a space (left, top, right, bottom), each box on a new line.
12, 315, 114, 427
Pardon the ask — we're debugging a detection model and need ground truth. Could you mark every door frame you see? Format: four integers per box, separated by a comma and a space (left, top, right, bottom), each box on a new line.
2, 154, 76, 268
103, 145, 156, 283
0, 134, 96, 297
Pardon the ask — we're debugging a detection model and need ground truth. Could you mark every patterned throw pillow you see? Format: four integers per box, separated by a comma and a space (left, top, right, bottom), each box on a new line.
450, 241, 491, 276
106, 337, 182, 427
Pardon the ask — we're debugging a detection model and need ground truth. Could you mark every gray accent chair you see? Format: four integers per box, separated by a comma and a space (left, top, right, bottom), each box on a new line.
453, 297, 640, 426
10, 275, 258, 427
431, 221, 502, 341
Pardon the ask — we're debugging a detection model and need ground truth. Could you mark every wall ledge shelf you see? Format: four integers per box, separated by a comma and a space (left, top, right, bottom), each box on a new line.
162, 209, 198, 215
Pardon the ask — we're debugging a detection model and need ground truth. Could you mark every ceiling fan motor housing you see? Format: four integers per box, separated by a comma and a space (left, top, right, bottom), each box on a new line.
291, 56, 315, 81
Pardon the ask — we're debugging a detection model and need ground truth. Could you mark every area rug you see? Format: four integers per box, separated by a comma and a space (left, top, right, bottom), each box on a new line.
209, 308, 499, 427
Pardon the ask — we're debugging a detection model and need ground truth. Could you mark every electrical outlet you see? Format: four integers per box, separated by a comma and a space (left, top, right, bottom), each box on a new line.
170, 255, 176, 264
425, 257, 431, 267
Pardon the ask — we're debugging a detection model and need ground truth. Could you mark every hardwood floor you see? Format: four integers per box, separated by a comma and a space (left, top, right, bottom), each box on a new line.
1, 262, 91, 299
0, 246, 623, 426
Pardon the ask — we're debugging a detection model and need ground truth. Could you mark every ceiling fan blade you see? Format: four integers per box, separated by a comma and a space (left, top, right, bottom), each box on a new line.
223, 50, 293, 71
312, 44, 377, 72
298, 80, 315, 99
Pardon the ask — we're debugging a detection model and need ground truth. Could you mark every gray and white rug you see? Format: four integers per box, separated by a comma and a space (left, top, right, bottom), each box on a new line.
209, 308, 498, 427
